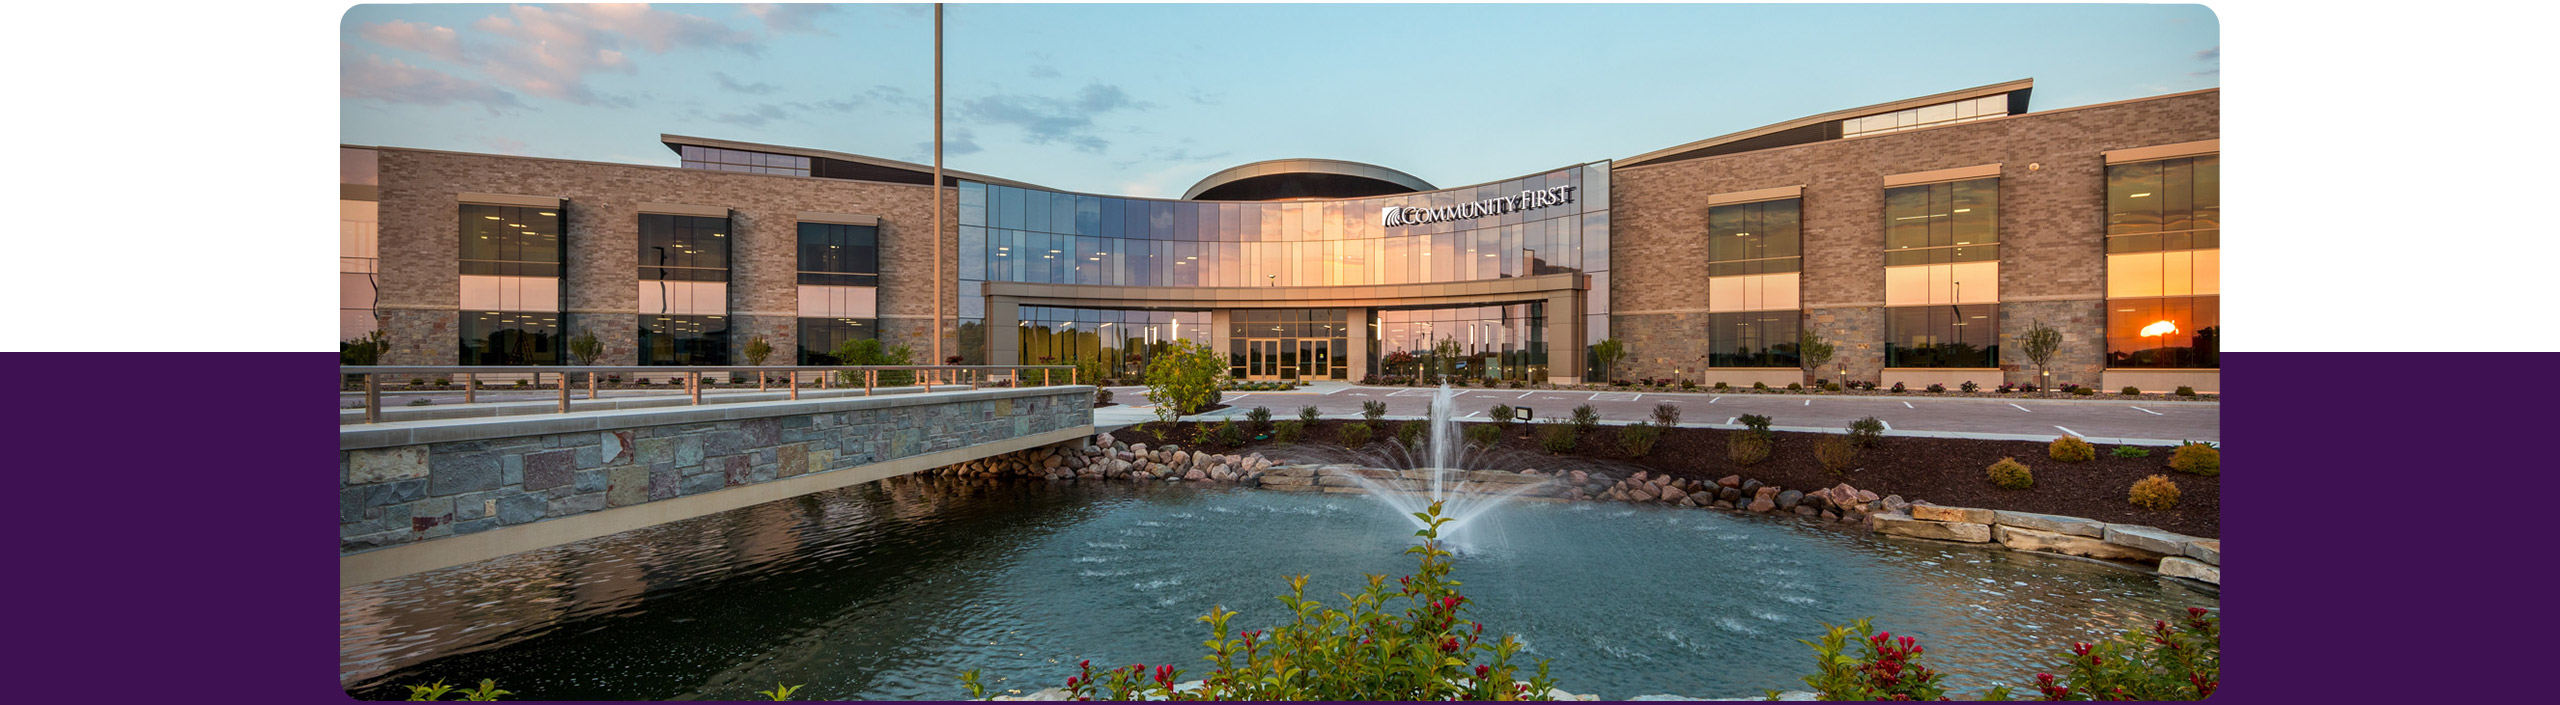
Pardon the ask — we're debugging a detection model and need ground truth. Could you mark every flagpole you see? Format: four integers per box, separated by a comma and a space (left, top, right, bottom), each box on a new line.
930, 3, 945, 372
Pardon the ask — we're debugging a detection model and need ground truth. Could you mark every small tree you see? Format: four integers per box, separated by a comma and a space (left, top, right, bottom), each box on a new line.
833, 338, 918, 386
1796, 328, 1836, 388
1143, 337, 1227, 423
1430, 337, 1464, 384
2019, 319, 2063, 391
1592, 338, 1628, 384
743, 335, 773, 390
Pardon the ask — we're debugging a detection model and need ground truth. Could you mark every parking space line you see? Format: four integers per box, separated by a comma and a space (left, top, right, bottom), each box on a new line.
1518, 391, 1533, 399
2130, 407, 2162, 416
1802, 399, 1810, 406
1710, 397, 1721, 404
2054, 425, 2083, 437
1880, 420, 1893, 431
2008, 403, 2032, 412
1726, 416, 1737, 425
1903, 401, 1913, 409
1465, 411, 1481, 418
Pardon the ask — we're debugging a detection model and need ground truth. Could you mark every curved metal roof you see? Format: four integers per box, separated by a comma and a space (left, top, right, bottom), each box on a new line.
1181, 158, 1434, 201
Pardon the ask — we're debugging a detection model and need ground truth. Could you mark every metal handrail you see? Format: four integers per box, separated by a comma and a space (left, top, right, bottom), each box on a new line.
340, 364, 1080, 424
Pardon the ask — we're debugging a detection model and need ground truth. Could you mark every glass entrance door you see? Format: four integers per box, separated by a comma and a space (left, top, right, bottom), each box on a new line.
1298, 339, 1328, 380
1247, 339, 1282, 379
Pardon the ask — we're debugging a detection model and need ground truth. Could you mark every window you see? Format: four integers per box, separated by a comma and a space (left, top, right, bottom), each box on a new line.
1369, 304, 1546, 383
1842, 95, 2010, 138
797, 317, 877, 364
1883, 178, 1999, 265
2108, 297, 2218, 369
1707, 311, 1799, 368
1885, 304, 1999, 368
2106, 154, 2219, 368
1707, 198, 1801, 276
639, 314, 728, 366
678, 146, 811, 177
638, 213, 729, 365
798, 222, 878, 286
458, 204, 564, 365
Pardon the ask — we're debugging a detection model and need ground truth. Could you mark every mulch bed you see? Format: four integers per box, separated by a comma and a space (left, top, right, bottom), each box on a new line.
1108, 419, 2218, 538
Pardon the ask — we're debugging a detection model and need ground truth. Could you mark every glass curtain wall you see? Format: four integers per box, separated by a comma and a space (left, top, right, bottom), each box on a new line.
1706, 197, 1801, 367
1882, 177, 2000, 368
2105, 155, 2220, 368
457, 203, 563, 365
958, 165, 1607, 366
637, 213, 730, 365
1370, 304, 1547, 383
1228, 309, 1349, 381
1015, 307, 1209, 380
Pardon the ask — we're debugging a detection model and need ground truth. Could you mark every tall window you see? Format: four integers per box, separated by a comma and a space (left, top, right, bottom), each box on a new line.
1706, 197, 1801, 367
457, 203, 563, 365
637, 213, 729, 365
797, 220, 881, 363
2106, 155, 2219, 368
1883, 177, 2000, 367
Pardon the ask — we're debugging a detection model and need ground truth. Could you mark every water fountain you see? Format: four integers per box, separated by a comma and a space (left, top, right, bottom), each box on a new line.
1322, 384, 1552, 540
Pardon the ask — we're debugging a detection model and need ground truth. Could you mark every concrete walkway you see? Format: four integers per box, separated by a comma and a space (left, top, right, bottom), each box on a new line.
1095, 382, 2219, 445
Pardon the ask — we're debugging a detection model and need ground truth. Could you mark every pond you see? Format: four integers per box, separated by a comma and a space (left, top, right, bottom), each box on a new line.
342, 476, 2215, 700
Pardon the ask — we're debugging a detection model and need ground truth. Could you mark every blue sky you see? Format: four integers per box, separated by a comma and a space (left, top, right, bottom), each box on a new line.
341, 3, 2219, 197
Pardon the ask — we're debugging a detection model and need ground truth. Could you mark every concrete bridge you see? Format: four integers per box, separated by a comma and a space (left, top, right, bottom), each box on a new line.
339, 385, 1093, 587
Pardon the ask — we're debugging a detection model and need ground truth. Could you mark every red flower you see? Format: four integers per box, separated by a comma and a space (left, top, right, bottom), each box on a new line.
1476, 665, 1492, 680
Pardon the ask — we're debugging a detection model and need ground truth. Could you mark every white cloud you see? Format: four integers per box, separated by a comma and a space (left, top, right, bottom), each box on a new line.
342, 55, 525, 113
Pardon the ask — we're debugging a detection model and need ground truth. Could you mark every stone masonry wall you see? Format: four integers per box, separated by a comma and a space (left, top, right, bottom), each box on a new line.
1607, 90, 2219, 382
339, 388, 1088, 555
374, 148, 958, 365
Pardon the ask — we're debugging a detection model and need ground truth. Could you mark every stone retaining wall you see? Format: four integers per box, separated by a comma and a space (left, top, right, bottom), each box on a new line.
339, 387, 1091, 556
1871, 506, 2220, 584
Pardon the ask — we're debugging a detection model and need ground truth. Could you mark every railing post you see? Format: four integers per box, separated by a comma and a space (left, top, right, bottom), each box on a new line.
789, 371, 800, 400
556, 371, 570, 414
1071, 367, 1078, 385
588, 370, 598, 399
463, 372, 475, 404
690, 371, 702, 405
1044, 368, 1051, 386
758, 368, 767, 392
865, 368, 874, 396
822, 369, 831, 389
365, 372, 381, 424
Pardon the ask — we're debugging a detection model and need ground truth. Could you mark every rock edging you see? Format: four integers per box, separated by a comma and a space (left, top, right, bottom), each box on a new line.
1869, 507, 2220, 584
923, 432, 1273, 484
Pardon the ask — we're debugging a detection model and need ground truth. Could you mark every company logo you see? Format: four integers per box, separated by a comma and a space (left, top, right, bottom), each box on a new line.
1379, 184, 1578, 228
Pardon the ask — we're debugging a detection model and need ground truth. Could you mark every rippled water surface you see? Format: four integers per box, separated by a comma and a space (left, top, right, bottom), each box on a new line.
342, 478, 2216, 700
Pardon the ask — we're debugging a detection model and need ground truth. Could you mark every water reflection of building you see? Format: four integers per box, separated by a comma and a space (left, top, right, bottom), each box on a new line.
346, 79, 2215, 391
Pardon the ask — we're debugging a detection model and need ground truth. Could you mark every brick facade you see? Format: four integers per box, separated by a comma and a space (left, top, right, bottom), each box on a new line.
1606, 89, 2217, 384
374, 148, 957, 365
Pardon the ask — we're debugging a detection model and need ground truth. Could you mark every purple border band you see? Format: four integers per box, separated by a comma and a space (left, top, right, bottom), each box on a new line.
8, 350, 2541, 702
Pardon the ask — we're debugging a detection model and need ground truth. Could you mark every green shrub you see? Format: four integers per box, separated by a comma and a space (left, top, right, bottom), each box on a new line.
1787, 382, 1803, 391
406, 398, 434, 407
1337, 422, 1374, 447
2169, 442, 2219, 476
1714, 381, 1731, 391
1096, 388, 1114, 406
401, 678, 513, 701
2175, 385, 2197, 397
1569, 404, 1599, 434
513, 379, 528, 387
1846, 416, 1884, 448
1247, 406, 1273, 432
1209, 418, 1245, 447
1296, 405, 1320, 424
1814, 435, 1858, 474
2073, 386, 2097, 396
2122, 386, 2142, 395
1680, 379, 1696, 390
2112, 445, 2152, 459
1489, 404, 1516, 428
1361, 399, 1389, 423
1617, 421, 1663, 457
1960, 380, 1980, 393
1537, 420, 1579, 454
2049, 435, 2097, 462
979, 503, 1558, 701
1273, 419, 1304, 444
1396, 420, 1426, 448
1143, 339, 1227, 421
1651, 402, 1680, 427
2130, 474, 2181, 509
1752, 381, 1770, 391
1824, 382, 1843, 392
1788, 619, 1962, 701
434, 377, 451, 386
1736, 413, 1774, 436
832, 338, 921, 386
1458, 422, 1499, 448
1988, 457, 2034, 489
1925, 383, 1945, 393
1728, 432, 1771, 466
